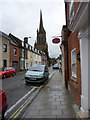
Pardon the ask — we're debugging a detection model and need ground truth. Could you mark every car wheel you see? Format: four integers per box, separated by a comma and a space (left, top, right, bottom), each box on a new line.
13, 72, 16, 76
3, 74, 6, 79
25, 81, 28, 85
2, 112, 4, 120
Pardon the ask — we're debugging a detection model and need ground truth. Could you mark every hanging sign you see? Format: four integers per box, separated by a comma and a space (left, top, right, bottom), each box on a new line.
52, 38, 60, 44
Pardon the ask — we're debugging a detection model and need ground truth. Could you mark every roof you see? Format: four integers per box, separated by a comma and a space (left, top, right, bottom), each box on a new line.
0, 31, 11, 41
9, 33, 22, 47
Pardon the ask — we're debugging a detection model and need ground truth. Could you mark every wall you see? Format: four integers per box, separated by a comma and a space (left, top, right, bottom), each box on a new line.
0, 36, 3, 67
68, 32, 81, 107
10, 44, 19, 71
2, 37, 10, 67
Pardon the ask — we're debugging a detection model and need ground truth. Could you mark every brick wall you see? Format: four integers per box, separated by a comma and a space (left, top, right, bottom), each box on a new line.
10, 44, 20, 71
63, 2, 81, 107
68, 32, 81, 107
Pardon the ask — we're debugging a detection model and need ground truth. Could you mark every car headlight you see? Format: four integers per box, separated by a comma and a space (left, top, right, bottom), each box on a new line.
40, 74, 43, 77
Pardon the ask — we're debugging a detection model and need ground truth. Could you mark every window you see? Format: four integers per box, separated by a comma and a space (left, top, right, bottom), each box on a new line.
69, 0, 74, 24
22, 42, 24, 47
3, 44, 7, 52
3, 60, 7, 67
30, 52, 32, 58
14, 48, 17, 55
26, 44, 28, 48
6, 68, 9, 71
10, 67, 13, 70
71, 48, 77, 78
22, 49, 24, 57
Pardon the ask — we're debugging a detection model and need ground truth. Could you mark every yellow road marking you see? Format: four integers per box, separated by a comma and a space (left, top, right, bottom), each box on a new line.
8, 85, 43, 120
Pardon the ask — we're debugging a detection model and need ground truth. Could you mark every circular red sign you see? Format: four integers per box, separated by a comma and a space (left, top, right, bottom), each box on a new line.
52, 38, 60, 44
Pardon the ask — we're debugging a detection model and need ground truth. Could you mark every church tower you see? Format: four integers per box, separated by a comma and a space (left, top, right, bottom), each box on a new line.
35, 10, 48, 53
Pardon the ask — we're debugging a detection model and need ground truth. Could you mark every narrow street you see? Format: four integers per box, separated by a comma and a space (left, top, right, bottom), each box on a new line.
2, 67, 55, 119
3, 67, 79, 119
21, 70, 79, 118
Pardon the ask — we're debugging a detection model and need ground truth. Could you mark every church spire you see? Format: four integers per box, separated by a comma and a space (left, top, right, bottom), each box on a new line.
39, 10, 45, 33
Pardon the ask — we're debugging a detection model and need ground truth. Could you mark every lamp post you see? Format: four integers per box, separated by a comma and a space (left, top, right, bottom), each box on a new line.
24, 37, 31, 71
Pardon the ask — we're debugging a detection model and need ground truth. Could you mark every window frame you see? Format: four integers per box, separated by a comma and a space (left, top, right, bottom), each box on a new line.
69, 0, 74, 24
71, 48, 77, 80
14, 48, 17, 55
3, 44, 7, 52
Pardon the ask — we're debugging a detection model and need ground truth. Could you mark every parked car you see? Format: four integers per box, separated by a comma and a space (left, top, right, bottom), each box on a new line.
0, 67, 16, 79
53, 64, 59, 69
25, 64, 49, 84
0, 89, 7, 119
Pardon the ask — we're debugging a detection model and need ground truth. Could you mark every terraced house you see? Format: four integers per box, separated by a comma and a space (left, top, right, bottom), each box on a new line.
61, 1, 90, 118
9, 33, 25, 71
0, 31, 10, 68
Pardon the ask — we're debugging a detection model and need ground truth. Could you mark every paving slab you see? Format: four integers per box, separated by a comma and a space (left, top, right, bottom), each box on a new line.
22, 70, 79, 119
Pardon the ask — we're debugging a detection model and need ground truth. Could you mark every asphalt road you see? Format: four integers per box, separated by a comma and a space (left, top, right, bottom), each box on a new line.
2, 67, 55, 110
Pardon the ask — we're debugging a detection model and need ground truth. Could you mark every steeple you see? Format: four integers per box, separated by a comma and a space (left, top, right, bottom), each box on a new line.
39, 10, 45, 33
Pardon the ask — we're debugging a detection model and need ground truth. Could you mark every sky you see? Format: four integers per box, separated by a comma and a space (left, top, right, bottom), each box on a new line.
0, 0, 65, 58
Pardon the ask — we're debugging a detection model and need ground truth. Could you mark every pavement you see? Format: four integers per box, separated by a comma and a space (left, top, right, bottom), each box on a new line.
22, 70, 80, 119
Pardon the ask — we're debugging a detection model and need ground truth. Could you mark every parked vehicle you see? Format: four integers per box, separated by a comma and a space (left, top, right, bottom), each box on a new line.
25, 64, 49, 84
0, 67, 16, 79
53, 64, 59, 69
0, 89, 7, 119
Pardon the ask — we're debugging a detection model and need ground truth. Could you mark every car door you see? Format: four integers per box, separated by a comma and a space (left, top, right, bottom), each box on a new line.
5, 67, 10, 77
9, 67, 13, 76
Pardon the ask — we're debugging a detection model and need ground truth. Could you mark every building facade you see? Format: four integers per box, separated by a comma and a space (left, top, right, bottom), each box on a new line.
0, 31, 10, 68
9, 33, 25, 71
68, 1, 90, 118
10, 37, 20, 72
62, 1, 90, 118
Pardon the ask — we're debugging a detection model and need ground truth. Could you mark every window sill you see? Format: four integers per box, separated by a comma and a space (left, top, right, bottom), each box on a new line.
71, 76, 77, 82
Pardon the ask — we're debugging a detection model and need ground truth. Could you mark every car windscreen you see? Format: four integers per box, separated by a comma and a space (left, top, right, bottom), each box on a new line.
30, 66, 44, 72
0, 68, 5, 71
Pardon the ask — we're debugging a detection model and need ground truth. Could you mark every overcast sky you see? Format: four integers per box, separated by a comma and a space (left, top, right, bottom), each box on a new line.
0, 0, 65, 58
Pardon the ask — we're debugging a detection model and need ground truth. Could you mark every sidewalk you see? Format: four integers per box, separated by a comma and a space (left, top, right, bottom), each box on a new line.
22, 71, 79, 118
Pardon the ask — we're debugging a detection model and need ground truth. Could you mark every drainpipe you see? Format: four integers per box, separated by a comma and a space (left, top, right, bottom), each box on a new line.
66, 39, 69, 89
65, 2, 69, 89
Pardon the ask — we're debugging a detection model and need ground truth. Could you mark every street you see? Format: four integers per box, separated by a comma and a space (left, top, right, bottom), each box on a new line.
2, 67, 55, 118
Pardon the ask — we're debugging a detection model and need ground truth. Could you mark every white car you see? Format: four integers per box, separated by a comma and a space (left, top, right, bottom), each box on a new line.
53, 64, 59, 69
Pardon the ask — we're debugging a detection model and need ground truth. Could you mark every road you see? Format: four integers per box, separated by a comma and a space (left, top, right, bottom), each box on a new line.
2, 67, 55, 118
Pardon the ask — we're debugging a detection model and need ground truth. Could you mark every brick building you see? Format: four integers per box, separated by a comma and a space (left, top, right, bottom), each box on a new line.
9, 33, 25, 71
10, 36, 20, 72
61, 1, 90, 118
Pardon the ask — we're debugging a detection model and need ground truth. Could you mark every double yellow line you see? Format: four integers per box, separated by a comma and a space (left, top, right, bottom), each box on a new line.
8, 85, 43, 120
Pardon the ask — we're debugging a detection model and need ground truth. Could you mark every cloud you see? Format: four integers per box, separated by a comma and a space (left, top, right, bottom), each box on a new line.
0, 1, 65, 58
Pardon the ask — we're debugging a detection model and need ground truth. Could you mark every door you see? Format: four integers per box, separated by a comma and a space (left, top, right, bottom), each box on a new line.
5, 67, 10, 77
12, 61, 19, 72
